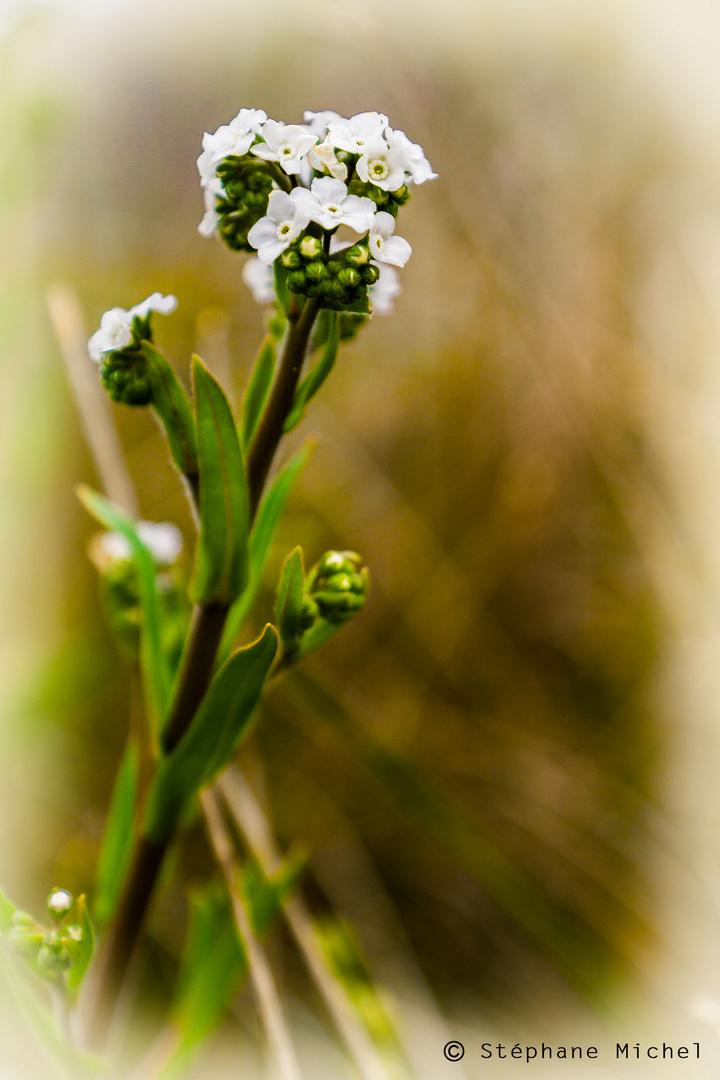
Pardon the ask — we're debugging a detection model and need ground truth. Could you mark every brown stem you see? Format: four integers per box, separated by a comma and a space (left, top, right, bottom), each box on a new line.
83, 835, 167, 1050
83, 295, 322, 1054
161, 601, 228, 754
246, 296, 321, 517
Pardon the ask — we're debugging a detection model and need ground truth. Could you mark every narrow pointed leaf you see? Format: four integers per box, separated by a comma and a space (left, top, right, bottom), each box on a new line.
274, 547, 305, 653
243, 850, 306, 939
77, 486, 171, 729
241, 335, 276, 450
283, 312, 338, 433
143, 625, 278, 843
64, 895, 95, 1001
190, 356, 250, 605
142, 341, 198, 482
94, 742, 139, 927
220, 438, 315, 660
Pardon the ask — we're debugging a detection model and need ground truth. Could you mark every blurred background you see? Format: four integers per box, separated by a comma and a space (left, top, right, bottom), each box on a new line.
4, 0, 720, 1075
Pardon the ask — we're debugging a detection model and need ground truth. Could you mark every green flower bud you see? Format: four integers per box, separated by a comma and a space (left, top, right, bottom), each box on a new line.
360, 264, 380, 285
282, 249, 302, 270
37, 936, 73, 974
286, 270, 307, 293
344, 245, 370, 266
324, 279, 347, 300
337, 268, 360, 289
100, 349, 153, 406
305, 260, 328, 281
300, 236, 322, 259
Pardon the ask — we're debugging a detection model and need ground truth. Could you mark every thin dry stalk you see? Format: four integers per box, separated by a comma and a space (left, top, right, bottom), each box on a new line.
201, 788, 303, 1080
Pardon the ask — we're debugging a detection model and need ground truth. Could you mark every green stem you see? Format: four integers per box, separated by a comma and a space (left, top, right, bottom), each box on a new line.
83, 293, 322, 1054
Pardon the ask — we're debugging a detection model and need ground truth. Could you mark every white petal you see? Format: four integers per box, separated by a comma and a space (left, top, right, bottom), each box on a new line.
266, 189, 295, 223
378, 235, 411, 267
311, 176, 348, 204
371, 211, 395, 239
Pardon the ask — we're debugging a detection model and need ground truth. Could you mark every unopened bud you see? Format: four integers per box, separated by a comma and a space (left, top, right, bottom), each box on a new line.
47, 889, 73, 917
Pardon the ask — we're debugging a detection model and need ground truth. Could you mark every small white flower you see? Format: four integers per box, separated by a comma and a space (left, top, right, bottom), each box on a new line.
88, 294, 178, 362
304, 109, 342, 139
137, 522, 183, 565
368, 212, 411, 267
370, 263, 401, 314
309, 135, 348, 181
247, 189, 313, 265
198, 107, 267, 180
93, 522, 183, 568
47, 889, 73, 915
327, 111, 389, 155
356, 135, 407, 192
251, 120, 318, 176
386, 127, 437, 184
296, 177, 375, 233
242, 256, 276, 305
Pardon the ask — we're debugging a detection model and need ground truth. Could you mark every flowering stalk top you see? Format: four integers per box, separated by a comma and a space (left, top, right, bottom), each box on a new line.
196, 107, 436, 319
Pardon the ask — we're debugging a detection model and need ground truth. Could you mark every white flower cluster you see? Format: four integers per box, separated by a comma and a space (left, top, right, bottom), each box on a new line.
197, 107, 436, 313
88, 293, 177, 363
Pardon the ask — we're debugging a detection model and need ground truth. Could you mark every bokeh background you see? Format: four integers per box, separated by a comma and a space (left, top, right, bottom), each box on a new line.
4, 0, 720, 1075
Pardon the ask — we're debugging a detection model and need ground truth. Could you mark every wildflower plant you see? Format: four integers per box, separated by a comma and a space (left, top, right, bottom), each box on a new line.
0, 107, 435, 1076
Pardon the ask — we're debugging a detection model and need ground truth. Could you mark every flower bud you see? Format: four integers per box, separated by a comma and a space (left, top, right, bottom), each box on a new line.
344, 245, 370, 266
337, 267, 360, 289
305, 260, 328, 282
282, 249, 302, 269
300, 236, 322, 259
47, 889, 73, 918
286, 270, 307, 293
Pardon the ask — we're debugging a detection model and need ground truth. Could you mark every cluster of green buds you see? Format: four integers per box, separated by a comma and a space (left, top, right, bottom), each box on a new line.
275, 549, 369, 664
213, 157, 276, 252
282, 237, 379, 306
303, 551, 368, 625
87, 293, 178, 406
8, 890, 84, 977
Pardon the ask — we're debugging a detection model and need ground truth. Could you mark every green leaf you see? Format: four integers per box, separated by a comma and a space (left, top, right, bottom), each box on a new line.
243, 850, 306, 939
321, 295, 371, 315
190, 356, 250, 606
143, 625, 278, 844
64, 896, 95, 1002
241, 335, 276, 450
0, 936, 102, 1077
219, 438, 315, 661
282, 312, 338, 433
170, 886, 247, 1048
274, 547, 305, 653
94, 743, 139, 927
77, 486, 171, 731
142, 341, 199, 482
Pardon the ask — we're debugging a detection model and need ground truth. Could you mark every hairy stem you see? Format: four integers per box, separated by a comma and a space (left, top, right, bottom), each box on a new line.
83, 295, 322, 1054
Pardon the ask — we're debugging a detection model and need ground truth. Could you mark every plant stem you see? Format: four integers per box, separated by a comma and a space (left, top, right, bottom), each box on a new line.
83, 295, 322, 1054
202, 789, 302, 1080
246, 296, 321, 517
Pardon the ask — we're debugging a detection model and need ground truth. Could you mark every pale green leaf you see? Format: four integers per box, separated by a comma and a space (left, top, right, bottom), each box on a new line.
190, 357, 250, 605
77, 486, 171, 731
241, 336, 276, 450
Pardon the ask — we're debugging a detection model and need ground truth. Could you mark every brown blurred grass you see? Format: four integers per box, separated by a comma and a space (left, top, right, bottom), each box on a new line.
2, 0, 718, 1052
